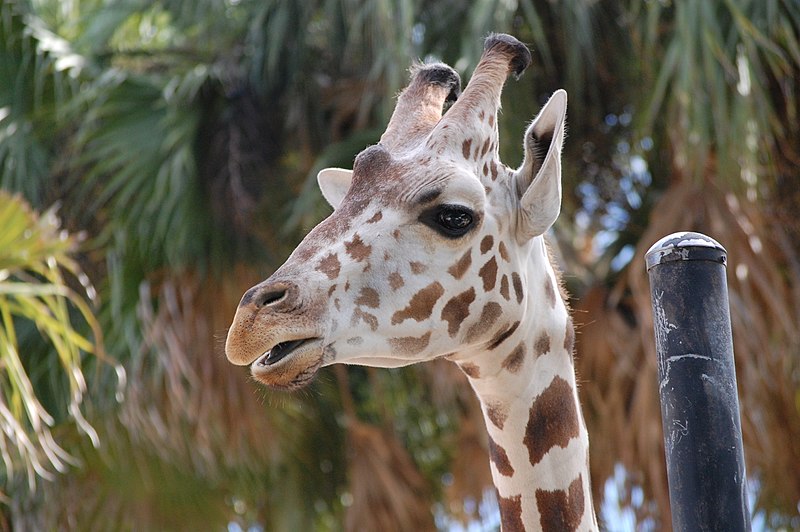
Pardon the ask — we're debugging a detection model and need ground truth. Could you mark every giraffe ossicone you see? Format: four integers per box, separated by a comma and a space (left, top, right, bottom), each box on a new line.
226, 33, 598, 531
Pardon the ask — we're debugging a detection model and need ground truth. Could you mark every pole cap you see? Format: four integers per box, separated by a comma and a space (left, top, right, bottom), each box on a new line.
645, 232, 727, 271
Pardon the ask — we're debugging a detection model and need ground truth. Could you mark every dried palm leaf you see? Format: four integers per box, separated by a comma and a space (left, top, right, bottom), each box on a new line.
118, 266, 279, 475
344, 419, 436, 532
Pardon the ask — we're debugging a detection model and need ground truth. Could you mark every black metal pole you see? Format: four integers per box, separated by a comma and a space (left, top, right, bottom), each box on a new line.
645, 232, 751, 531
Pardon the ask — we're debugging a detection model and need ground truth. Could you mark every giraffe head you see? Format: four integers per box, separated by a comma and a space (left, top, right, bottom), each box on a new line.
226, 34, 567, 389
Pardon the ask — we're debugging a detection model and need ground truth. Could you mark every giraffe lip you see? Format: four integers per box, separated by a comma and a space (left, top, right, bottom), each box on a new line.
259, 338, 317, 366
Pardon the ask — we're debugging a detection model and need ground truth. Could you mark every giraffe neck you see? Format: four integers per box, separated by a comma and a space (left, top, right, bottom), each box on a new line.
455, 238, 596, 531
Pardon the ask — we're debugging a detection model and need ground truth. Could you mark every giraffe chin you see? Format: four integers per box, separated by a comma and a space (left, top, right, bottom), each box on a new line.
250, 339, 324, 390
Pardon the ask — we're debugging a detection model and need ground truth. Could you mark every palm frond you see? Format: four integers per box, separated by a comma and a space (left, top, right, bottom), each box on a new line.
0, 192, 123, 498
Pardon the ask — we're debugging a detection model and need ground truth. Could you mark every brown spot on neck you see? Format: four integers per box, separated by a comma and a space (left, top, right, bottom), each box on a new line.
490, 159, 499, 181
441, 287, 476, 337
458, 361, 480, 378
448, 250, 472, 279
564, 315, 575, 354
498, 494, 524, 532
544, 276, 556, 308
512, 272, 524, 303
462, 138, 473, 160
534, 331, 551, 357
391, 281, 444, 325
486, 400, 509, 430
501, 342, 526, 373
488, 436, 514, 477
536, 475, 585, 532
480, 137, 491, 158
523, 376, 580, 466
366, 211, 383, 224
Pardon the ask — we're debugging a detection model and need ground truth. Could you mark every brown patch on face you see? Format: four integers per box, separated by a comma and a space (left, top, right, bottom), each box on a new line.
480, 235, 494, 254
498, 494, 524, 532
488, 321, 520, 350
488, 436, 514, 477
462, 138, 472, 160
512, 272, 524, 303
366, 211, 383, 224
478, 110, 485, 121
534, 331, 551, 357
501, 342, 526, 373
490, 160, 499, 181
488, 114, 495, 127
345, 234, 371, 262
486, 400, 509, 430
498, 241, 509, 261
524, 376, 580, 466
389, 271, 405, 291
441, 287, 476, 337
292, 244, 320, 263
391, 281, 444, 325
328, 285, 336, 297
388, 331, 431, 355
564, 316, 575, 354
410, 261, 427, 274
352, 308, 378, 332
448, 250, 472, 279
356, 287, 380, 309
479, 256, 498, 291
536, 475, 585, 532
392, 229, 401, 240
316, 253, 341, 280
544, 276, 556, 308
482, 162, 488, 177
499, 275, 510, 300
458, 361, 480, 378
465, 302, 502, 343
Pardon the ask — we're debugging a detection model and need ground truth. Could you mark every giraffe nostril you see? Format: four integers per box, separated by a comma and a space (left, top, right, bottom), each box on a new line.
256, 288, 288, 308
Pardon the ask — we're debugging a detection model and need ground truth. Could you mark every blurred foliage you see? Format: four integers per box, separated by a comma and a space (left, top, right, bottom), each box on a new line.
0, 0, 798, 530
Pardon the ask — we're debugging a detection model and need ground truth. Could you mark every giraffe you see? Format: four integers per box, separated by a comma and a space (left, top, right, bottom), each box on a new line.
225, 34, 598, 531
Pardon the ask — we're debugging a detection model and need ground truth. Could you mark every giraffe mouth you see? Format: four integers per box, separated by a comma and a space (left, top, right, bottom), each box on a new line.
257, 337, 319, 367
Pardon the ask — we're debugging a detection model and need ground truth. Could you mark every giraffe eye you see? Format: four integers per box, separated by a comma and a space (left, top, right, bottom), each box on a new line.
421, 205, 476, 238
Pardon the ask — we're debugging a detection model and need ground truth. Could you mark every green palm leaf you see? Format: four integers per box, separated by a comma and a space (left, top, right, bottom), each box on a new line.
0, 192, 123, 500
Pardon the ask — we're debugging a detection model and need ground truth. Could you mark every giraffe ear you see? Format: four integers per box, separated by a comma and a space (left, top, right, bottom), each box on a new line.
513, 89, 567, 241
317, 168, 353, 210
